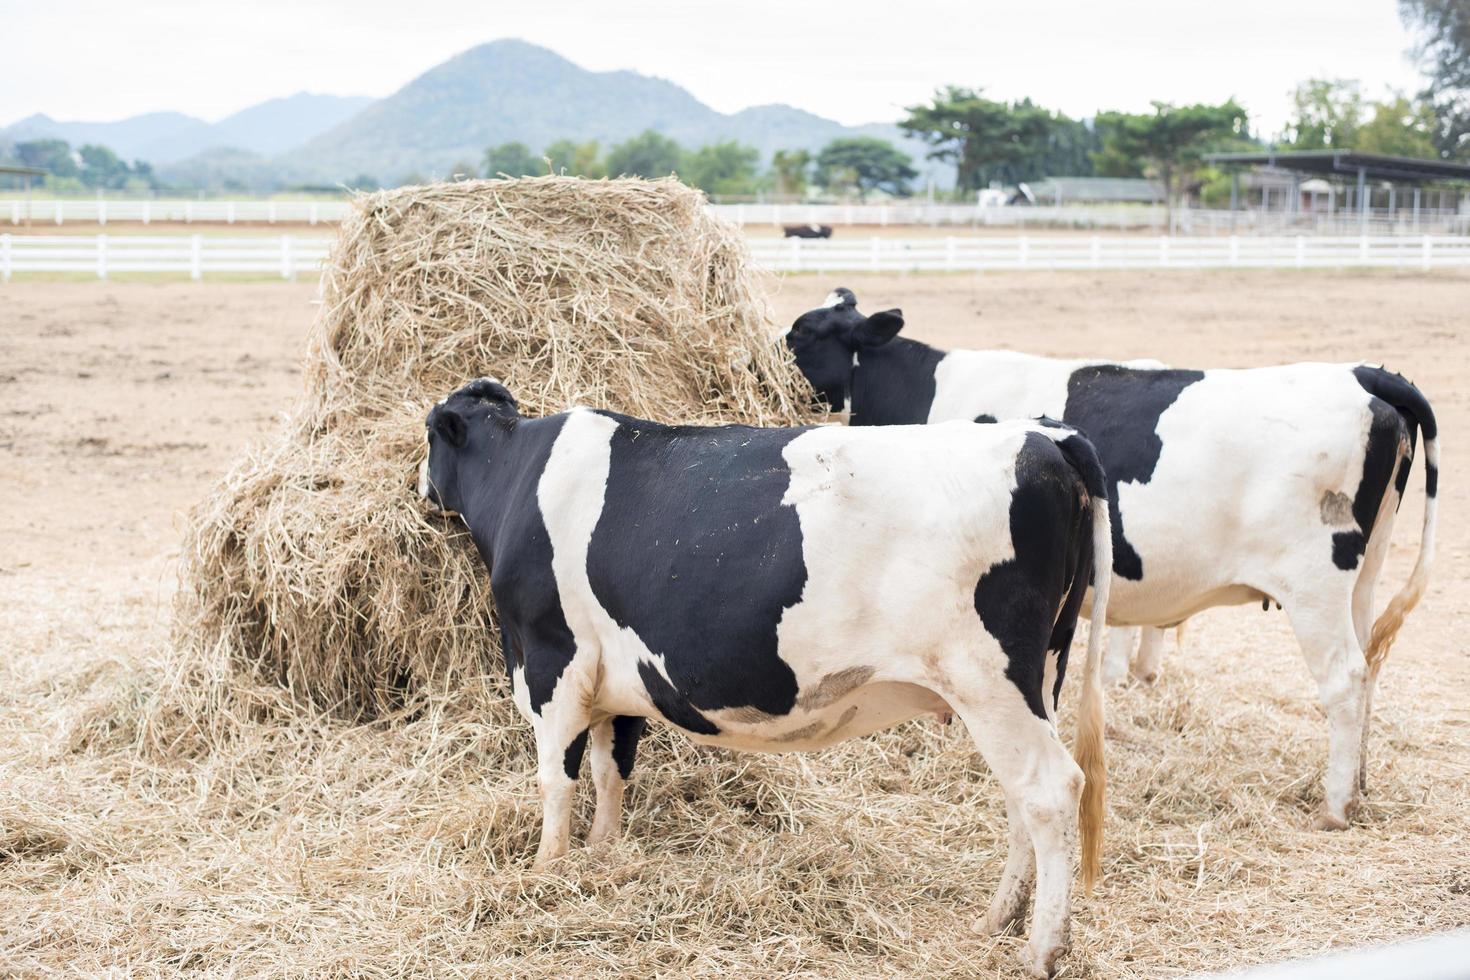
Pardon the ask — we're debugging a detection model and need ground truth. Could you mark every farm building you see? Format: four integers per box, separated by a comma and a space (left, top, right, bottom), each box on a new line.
1022, 176, 1166, 206
1206, 150, 1470, 232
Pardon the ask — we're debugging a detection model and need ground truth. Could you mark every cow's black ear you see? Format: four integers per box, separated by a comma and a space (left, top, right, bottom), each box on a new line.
434, 408, 468, 448
853, 309, 904, 348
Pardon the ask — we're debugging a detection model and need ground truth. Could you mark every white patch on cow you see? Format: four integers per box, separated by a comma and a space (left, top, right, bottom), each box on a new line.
929, 350, 1083, 423
1104, 363, 1375, 625
416, 457, 431, 499
822, 290, 846, 308
774, 421, 1021, 714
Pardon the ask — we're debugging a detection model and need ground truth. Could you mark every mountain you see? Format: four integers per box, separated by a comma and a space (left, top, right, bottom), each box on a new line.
212, 93, 375, 157
1, 111, 214, 164
281, 40, 941, 185
1, 93, 374, 164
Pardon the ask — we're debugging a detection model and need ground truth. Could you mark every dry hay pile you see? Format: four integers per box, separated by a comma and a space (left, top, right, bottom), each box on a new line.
176, 175, 816, 714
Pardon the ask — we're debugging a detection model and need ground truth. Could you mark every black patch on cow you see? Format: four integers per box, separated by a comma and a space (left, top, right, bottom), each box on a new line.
974, 432, 1090, 720
461, 414, 578, 717
974, 413, 997, 424
1045, 432, 1105, 709
1062, 365, 1205, 581
1352, 365, 1437, 501
1332, 398, 1407, 571
612, 715, 647, 780
563, 728, 589, 779
849, 338, 947, 426
587, 414, 810, 733
636, 661, 721, 735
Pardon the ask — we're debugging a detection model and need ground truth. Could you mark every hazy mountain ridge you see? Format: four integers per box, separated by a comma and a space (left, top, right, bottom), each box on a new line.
278, 40, 939, 185
1, 94, 374, 165
5, 41, 940, 189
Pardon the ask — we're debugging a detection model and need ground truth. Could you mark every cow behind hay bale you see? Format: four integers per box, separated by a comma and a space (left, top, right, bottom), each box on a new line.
176, 176, 819, 715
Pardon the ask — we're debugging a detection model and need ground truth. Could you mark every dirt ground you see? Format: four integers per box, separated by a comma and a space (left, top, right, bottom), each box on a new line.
2, 269, 1467, 976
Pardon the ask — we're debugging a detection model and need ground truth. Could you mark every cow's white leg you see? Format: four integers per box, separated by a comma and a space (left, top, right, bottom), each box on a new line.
1131, 626, 1166, 685
586, 720, 624, 846
1353, 485, 1401, 794
531, 704, 592, 869
978, 791, 1035, 936
1103, 626, 1137, 686
1286, 598, 1366, 830
949, 691, 1083, 978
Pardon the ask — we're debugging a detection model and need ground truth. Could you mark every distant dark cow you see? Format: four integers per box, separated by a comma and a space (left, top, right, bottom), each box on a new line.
783, 223, 833, 238
785, 288, 1438, 831
420, 378, 1112, 977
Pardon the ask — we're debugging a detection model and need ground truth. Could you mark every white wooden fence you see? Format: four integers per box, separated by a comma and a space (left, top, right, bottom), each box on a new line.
5, 198, 350, 226
8, 198, 1469, 234
4, 233, 1470, 281
0, 235, 334, 280
744, 234, 1470, 272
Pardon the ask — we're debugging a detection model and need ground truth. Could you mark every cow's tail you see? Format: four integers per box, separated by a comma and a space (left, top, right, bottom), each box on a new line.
1354, 368, 1439, 675
1054, 432, 1111, 894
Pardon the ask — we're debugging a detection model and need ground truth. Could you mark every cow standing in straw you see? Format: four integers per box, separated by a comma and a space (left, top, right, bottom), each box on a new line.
785, 288, 1438, 831
420, 378, 1112, 977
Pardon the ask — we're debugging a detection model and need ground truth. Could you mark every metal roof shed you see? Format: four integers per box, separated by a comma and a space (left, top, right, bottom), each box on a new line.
1205, 151, 1470, 230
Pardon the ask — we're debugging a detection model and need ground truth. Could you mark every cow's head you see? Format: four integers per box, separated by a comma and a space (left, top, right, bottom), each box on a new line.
419, 377, 520, 517
784, 288, 904, 413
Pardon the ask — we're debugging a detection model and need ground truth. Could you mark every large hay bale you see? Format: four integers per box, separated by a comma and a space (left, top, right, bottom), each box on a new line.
177, 177, 817, 714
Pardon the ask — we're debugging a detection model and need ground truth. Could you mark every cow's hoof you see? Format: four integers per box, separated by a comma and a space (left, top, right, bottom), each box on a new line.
1131, 669, 1159, 685
974, 906, 1023, 937
1018, 944, 1061, 979
1313, 810, 1350, 831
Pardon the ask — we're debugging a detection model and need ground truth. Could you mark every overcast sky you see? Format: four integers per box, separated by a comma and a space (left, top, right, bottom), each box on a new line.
3, 0, 1428, 138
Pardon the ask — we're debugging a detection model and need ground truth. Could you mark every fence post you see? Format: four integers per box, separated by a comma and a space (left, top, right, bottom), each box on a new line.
98, 199, 107, 227
191, 234, 203, 281
55, 201, 63, 225
1, 234, 10, 282
97, 234, 107, 280
281, 235, 294, 280
944, 236, 956, 271
9, 200, 16, 225
1229, 235, 1239, 267
142, 201, 151, 225
1359, 234, 1369, 265
309, 202, 319, 225
870, 236, 880, 271
1295, 235, 1305, 268
879, 205, 888, 227
1422, 234, 1433, 270
1091, 235, 1101, 269
1159, 236, 1169, 267
788, 236, 800, 272
226, 201, 235, 224
1019, 236, 1030, 268
185, 201, 193, 224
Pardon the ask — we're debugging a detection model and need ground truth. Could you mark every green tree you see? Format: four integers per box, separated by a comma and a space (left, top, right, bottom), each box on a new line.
543, 139, 605, 177
814, 137, 917, 200
14, 138, 77, 177
1093, 100, 1248, 223
78, 144, 132, 188
770, 149, 811, 198
1356, 95, 1441, 157
900, 87, 1056, 192
605, 130, 683, 178
483, 142, 540, 177
1400, 0, 1470, 157
682, 141, 760, 196
1280, 78, 1363, 149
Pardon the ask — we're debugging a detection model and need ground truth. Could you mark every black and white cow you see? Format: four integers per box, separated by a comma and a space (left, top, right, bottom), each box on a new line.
420, 377, 1112, 977
785, 288, 1439, 831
